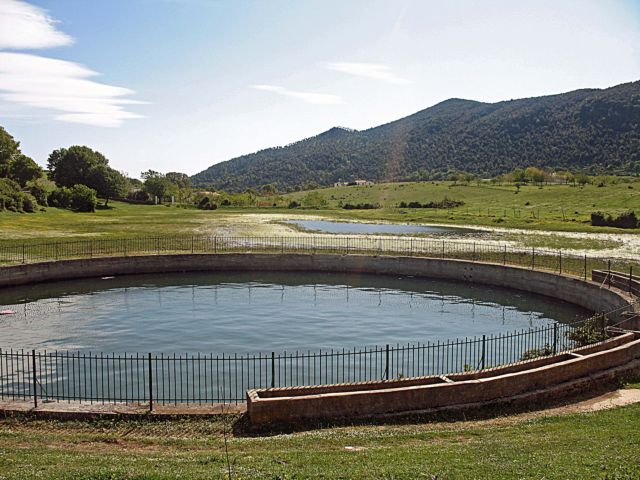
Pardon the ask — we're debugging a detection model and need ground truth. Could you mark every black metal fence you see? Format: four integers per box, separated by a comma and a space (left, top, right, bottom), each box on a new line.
0, 235, 638, 282
0, 310, 624, 407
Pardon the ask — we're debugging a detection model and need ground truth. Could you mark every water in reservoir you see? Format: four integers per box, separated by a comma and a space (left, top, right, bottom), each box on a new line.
0, 272, 589, 353
285, 219, 480, 235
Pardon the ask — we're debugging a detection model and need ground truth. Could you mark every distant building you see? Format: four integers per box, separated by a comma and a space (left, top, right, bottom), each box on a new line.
353, 179, 374, 186
333, 179, 374, 187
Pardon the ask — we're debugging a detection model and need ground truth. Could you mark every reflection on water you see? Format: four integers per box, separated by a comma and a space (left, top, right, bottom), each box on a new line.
286, 219, 480, 235
0, 272, 589, 353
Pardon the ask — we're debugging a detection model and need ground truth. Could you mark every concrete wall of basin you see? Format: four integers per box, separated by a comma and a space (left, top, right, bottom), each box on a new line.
0, 254, 633, 314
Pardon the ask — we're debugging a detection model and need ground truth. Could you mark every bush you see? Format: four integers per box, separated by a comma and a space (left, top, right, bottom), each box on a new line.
0, 178, 25, 212
342, 203, 379, 210
69, 184, 97, 212
566, 317, 607, 347
288, 201, 300, 209
520, 345, 553, 361
197, 196, 218, 210
48, 187, 72, 208
20, 192, 37, 213
591, 211, 638, 229
398, 197, 464, 209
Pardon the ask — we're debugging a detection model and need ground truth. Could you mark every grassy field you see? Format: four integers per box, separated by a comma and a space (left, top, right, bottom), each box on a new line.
0, 181, 639, 251
281, 180, 640, 233
0, 401, 639, 479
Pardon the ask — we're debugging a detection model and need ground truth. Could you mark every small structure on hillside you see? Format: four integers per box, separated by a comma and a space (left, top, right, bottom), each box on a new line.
333, 179, 374, 187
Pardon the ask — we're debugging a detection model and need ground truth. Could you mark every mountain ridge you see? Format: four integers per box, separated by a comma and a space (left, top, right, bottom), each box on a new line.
192, 80, 640, 191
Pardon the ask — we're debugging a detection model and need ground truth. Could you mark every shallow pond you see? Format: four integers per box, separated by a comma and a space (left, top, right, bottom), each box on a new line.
285, 219, 480, 235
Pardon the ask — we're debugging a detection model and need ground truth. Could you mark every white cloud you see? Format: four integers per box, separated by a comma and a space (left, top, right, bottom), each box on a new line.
251, 84, 343, 105
0, 0, 142, 127
325, 62, 412, 85
0, 52, 144, 127
0, 0, 72, 50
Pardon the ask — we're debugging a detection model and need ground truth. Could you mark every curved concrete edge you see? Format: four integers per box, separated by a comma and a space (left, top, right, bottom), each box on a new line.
0, 253, 635, 313
246, 333, 640, 426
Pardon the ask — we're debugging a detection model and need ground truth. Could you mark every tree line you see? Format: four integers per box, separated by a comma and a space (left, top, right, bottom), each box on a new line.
0, 126, 193, 213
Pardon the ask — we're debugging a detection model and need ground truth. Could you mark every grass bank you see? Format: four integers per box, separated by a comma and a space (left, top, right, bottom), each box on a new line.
0, 401, 639, 479
281, 180, 640, 233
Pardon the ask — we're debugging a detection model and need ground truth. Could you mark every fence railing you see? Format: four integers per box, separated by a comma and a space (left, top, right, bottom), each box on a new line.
1, 235, 638, 283
0, 309, 629, 407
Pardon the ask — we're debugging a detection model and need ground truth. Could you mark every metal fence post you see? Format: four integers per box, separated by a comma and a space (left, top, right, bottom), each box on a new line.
552, 323, 558, 355
503, 245, 506, 265
22, 244, 25, 264
156, 238, 160, 255
148, 352, 153, 412
32, 349, 37, 408
191, 236, 194, 254
559, 250, 562, 274
271, 352, 276, 388
385, 344, 390, 380
481, 335, 486, 370
472, 242, 476, 262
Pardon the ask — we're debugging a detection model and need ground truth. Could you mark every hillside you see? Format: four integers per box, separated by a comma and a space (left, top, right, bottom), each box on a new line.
192, 81, 640, 191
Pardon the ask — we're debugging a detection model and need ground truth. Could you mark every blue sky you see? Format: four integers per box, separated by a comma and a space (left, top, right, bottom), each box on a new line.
1, 0, 639, 178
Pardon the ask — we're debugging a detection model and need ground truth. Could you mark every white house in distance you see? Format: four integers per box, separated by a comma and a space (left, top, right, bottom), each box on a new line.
333, 179, 375, 187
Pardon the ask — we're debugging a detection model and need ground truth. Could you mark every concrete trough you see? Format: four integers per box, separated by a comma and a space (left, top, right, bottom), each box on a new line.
247, 333, 640, 426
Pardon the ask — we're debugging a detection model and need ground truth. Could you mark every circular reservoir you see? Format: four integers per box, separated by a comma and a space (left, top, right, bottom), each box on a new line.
0, 271, 590, 353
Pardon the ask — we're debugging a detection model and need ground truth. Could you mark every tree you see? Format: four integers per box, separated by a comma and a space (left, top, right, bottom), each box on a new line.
143, 175, 176, 202
525, 167, 545, 186
9, 154, 43, 187
90, 166, 129, 206
261, 184, 277, 195
512, 168, 528, 184
69, 184, 97, 212
47, 146, 109, 189
165, 172, 191, 189
0, 126, 20, 178
575, 173, 590, 187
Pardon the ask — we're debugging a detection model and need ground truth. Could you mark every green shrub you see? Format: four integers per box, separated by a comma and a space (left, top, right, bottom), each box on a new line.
69, 184, 97, 212
398, 197, 464, 209
20, 192, 37, 213
342, 203, 379, 210
48, 187, 72, 208
29, 183, 50, 206
567, 317, 607, 347
590, 210, 638, 229
197, 196, 218, 210
0, 178, 27, 212
520, 345, 553, 361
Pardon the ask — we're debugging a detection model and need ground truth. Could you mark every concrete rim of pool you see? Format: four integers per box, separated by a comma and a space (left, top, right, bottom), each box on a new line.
0, 253, 638, 425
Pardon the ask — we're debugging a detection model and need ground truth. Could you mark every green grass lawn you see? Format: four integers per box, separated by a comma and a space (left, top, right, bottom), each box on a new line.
1, 180, 639, 250
281, 180, 640, 233
0, 403, 639, 479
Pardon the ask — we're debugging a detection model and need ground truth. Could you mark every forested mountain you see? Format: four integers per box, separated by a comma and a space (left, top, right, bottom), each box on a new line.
192, 81, 640, 191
